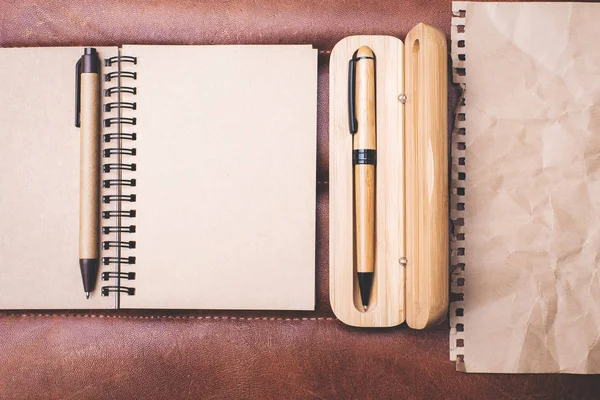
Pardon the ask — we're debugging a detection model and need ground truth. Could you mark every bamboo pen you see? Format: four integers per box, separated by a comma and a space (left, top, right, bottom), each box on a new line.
75, 48, 101, 299
348, 46, 376, 311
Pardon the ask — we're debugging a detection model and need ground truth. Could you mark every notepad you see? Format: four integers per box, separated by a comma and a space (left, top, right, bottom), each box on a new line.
450, 2, 600, 373
0, 45, 317, 310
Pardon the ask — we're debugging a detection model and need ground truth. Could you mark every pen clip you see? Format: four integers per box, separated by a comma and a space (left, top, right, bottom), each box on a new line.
75, 56, 82, 128
348, 54, 358, 134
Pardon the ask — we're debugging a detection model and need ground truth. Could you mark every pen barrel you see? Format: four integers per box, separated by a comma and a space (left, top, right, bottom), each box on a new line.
352, 47, 376, 275
354, 164, 375, 273
79, 73, 100, 260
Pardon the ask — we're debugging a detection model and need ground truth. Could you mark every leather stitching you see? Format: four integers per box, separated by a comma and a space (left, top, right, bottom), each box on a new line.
2, 313, 337, 321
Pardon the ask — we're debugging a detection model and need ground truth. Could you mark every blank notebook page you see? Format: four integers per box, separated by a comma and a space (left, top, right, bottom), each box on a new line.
451, 2, 600, 373
120, 45, 317, 309
0, 47, 118, 309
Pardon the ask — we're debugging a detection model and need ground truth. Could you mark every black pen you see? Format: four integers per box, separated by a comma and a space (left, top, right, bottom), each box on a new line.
75, 48, 101, 299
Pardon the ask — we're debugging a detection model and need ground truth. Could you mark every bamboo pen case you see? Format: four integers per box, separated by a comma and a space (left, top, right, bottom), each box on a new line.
329, 24, 449, 328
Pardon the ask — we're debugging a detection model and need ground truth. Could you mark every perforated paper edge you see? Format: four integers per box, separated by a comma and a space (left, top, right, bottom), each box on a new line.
449, 1, 467, 371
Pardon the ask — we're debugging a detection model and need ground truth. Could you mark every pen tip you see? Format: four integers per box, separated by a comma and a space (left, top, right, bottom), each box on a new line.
363, 305, 368, 312
85, 292, 90, 300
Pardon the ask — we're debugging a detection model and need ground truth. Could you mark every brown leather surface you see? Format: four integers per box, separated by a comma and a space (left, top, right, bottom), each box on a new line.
1, 0, 599, 399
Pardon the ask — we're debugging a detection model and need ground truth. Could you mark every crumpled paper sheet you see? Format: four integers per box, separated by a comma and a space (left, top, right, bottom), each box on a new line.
453, 1, 600, 373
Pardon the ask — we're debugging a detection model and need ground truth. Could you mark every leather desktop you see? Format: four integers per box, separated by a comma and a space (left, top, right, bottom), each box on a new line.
1, 0, 599, 398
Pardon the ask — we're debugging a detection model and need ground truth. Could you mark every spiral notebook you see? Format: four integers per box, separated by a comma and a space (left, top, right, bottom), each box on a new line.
0, 45, 317, 310
450, 2, 600, 373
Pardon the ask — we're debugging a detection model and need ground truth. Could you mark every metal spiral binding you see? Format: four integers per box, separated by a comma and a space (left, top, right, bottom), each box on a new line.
103, 163, 137, 173
104, 132, 136, 142
103, 240, 136, 250
102, 256, 136, 265
104, 148, 136, 157
105, 55, 137, 66
101, 54, 138, 299
104, 116, 136, 127
102, 210, 136, 219
102, 271, 136, 280
102, 194, 136, 203
104, 71, 137, 81
101, 286, 136, 296
104, 86, 136, 97
103, 179, 136, 188
102, 225, 136, 234
105, 102, 136, 112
